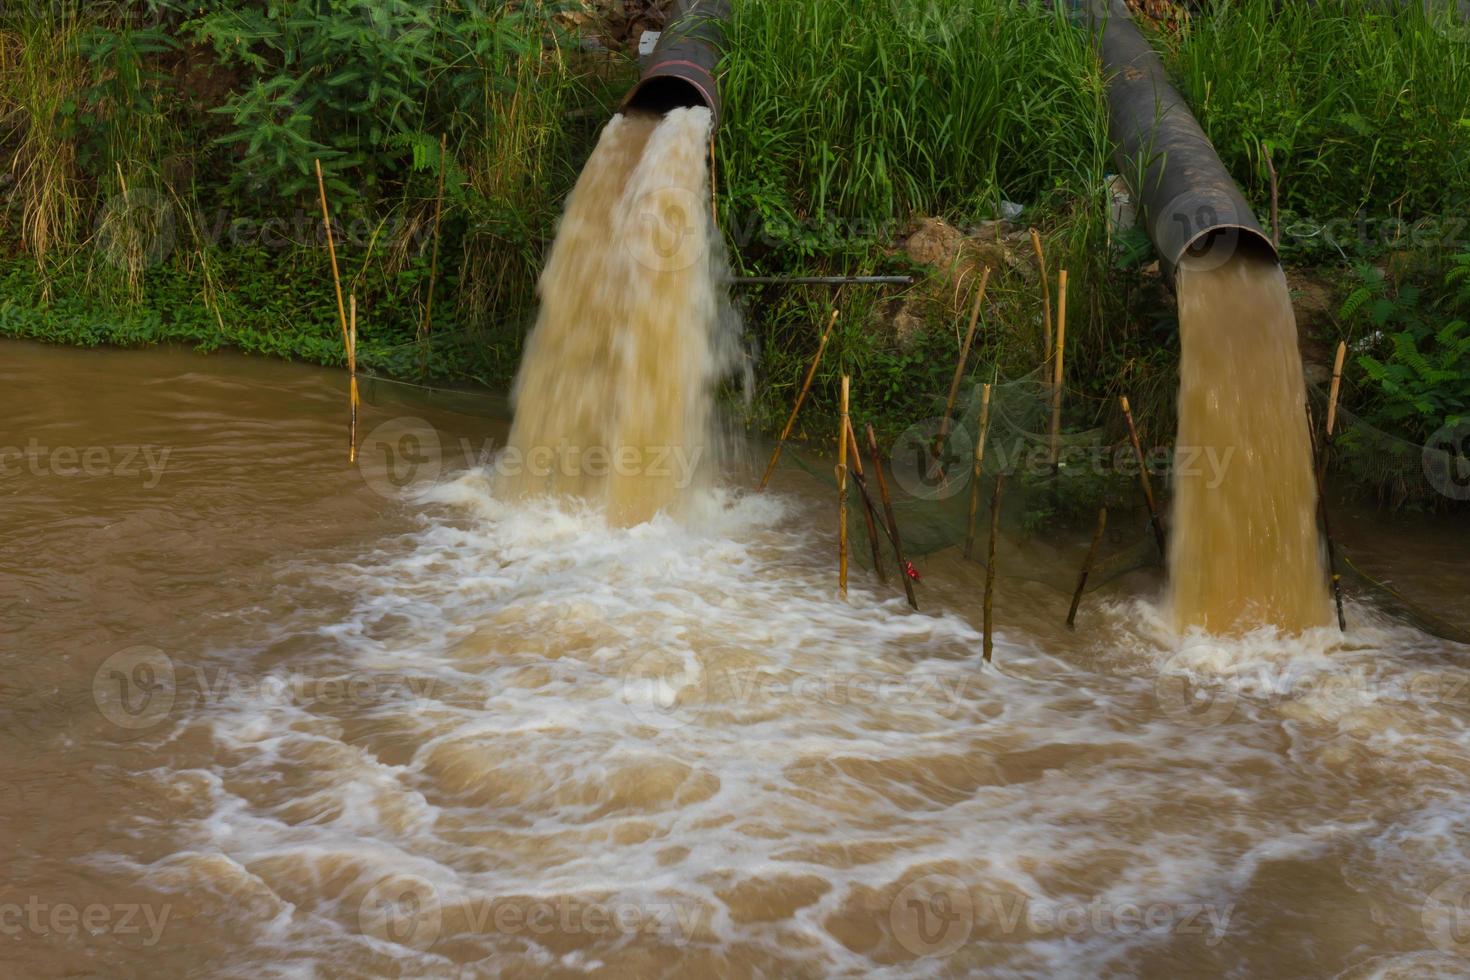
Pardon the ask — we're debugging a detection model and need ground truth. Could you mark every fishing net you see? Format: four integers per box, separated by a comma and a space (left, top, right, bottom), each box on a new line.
786, 368, 1165, 597
355, 347, 1466, 642
784, 368, 1470, 642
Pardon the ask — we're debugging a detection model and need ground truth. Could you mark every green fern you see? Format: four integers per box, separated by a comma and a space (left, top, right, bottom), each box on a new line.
1341, 254, 1470, 441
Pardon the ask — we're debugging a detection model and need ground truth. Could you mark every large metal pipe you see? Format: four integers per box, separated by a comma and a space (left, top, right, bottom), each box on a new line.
1084, 0, 1276, 277
621, 0, 730, 129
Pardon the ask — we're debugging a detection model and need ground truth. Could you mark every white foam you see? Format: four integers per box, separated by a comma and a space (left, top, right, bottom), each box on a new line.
104, 471, 1470, 974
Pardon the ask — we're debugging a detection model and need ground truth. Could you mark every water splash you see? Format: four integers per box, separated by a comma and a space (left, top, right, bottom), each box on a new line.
503, 108, 741, 526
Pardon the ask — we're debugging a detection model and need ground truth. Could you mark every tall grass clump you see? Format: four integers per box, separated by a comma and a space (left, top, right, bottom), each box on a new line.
720, 0, 1108, 233
0, 0, 609, 382
0, 6, 90, 294
718, 0, 1127, 438
1161, 0, 1470, 225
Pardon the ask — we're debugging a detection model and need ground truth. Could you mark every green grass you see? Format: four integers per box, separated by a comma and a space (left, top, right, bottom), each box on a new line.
1160, 0, 1470, 226
719, 0, 1109, 226
0, 0, 615, 364
717, 0, 1133, 440
2, 0, 1468, 507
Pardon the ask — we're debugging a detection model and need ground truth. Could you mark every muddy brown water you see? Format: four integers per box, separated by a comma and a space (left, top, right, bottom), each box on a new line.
1169, 253, 1331, 634
4, 338, 1470, 978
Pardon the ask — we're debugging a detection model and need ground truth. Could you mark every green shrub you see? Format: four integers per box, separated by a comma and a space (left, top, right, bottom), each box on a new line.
1339, 253, 1470, 442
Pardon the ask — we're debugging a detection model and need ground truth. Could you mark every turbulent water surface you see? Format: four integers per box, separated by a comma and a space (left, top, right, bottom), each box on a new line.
4, 339, 1470, 977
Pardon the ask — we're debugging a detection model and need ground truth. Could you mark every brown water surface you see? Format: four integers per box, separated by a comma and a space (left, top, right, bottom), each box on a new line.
4, 339, 1470, 978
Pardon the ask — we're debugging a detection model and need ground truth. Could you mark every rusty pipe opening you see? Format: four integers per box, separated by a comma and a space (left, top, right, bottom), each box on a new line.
620, 0, 729, 129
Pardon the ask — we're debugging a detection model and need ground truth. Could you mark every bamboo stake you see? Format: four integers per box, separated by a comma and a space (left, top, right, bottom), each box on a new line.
759, 308, 840, 490
348, 294, 359, 463
314, 159, 349, 347
1120, 396, 1167, 560
1030, 228, 1053, 363
1048, 270, 1068, 468
983, 473, 1004, 663
866, 423, 919, 611
837, 376, 850, 599
1066, 507, 1108, 629
935, 266, 992, 459
846, 416, 887, 584
420, 134, 448, 342
963, 383, 994, 560
1326, 340, 1347, 438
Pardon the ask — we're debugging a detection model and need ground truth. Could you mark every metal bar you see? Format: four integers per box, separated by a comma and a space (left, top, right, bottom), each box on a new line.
732, 275, 913, 287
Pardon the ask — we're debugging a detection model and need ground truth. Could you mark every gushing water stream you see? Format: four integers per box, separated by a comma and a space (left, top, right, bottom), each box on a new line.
504, 108, 739, 525
1169, 251, 1332, 634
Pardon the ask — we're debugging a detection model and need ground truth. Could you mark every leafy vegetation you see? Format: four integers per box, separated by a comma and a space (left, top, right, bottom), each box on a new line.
0, 0, 609, 361
1339, 253, 1470, 440
0, 0, 1467, 510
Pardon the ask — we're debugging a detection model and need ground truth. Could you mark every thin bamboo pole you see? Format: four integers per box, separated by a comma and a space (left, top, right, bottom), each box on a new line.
348, 294, 359, 464
1066, 507, 1108, 628
846, 416, 887, 584
935, 266, 992, 458
314, 159, 349, 347
1030, 228, 1052, 363
1120, 396, 1167, 560
838, 376, 850, 599
963, 383, 994, 560
759, 308, 839, 490
420, 133, 448, 342
866, 423, 918, 611
983, 473, 1004, 663
1326, 340, 1347, 438
1048, 270, 1068, 467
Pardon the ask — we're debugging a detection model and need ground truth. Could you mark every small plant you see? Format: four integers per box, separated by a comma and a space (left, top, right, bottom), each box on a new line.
1339, 256, 1470, 442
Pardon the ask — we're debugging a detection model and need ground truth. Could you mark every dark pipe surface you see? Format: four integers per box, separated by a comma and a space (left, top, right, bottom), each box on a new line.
621, 0, 730, 129
1086, 0, 1276, 276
